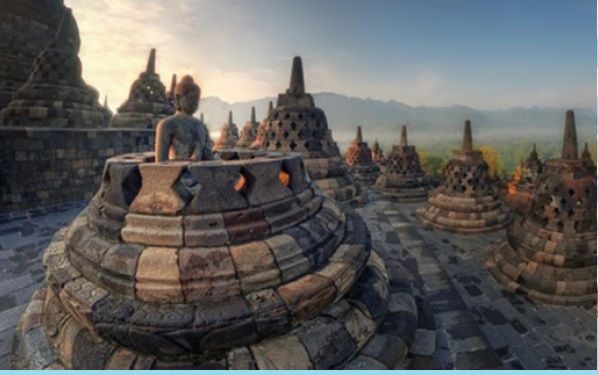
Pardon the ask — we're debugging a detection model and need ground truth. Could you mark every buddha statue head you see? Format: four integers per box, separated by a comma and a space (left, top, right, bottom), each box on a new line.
174, 75, 200, 115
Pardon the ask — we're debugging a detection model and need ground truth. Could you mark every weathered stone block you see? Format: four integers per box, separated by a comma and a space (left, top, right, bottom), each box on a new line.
230, 241, 281, 293
265, 234, 310, 282
130, 163, 188, 214
178, 246, 240, 302
122, 214, 183, 246
135, 247, 183, 303
277, 273, 336, 321
250, 334, 313, 369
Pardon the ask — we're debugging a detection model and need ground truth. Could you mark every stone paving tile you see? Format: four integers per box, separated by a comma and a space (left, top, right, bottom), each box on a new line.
0, 202, 86, 369
387, 199, 596, 370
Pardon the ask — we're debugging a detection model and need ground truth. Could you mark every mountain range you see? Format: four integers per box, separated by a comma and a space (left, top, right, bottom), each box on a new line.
198, 92, 595, 151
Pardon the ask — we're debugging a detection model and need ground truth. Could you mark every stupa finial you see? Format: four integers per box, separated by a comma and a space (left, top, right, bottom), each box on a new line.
581, 142, 591, 161
561, 110, 578, 160
228, 110, 233, 125
462, 120, 473, 152
200, 112, 204, 122
287, 56, 305, 96
268, 101, 273, 115
251, 106, 256, 123
103, 95, 108, 108
355, 126, 363, 143
400, 125, 408, 146
529, 143, 538, 161
146, 48, 156, 74
169, 74, 177, 94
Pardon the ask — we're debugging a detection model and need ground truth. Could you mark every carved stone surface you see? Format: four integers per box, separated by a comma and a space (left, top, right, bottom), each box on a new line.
0, 0, 66, 110
487, 110, 597, 306
110, 49, 174, 129
1, 7, 105, 128
375, 125, 433, 201
416, 120, 511, 233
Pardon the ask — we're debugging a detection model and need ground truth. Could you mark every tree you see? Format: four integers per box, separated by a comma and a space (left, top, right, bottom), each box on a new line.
479, 145, 504, 179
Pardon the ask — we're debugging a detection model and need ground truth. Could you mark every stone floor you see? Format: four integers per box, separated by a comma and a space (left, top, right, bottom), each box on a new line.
0, 193, 595, 370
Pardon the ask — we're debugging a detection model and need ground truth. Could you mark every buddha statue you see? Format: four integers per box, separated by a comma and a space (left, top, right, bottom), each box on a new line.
155, 75, 213, 162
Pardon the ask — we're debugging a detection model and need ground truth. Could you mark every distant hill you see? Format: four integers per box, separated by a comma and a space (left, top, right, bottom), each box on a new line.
199, 92, 595, 152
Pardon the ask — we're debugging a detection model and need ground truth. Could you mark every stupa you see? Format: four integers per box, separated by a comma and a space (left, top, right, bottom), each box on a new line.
0, 0, 66, 110
167, 73, 177, 109
98, 95, 113, 127
487, 110, 596, 306
344, 126, 380, 186
416, 120, 511, 233
214, 110, 239, 151
110, 49, 174, 129
250, 101, 273, 150
371, 140, 385, 163
237, 107, 259, 148
1, 8, 105, 128
375, 125, 433, 202
254, 56, 361, 204
506, 144, 543, 212
12, 76, 418, 370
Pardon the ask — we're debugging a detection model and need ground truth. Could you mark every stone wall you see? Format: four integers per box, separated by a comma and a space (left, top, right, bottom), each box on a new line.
0, 127, 154, 213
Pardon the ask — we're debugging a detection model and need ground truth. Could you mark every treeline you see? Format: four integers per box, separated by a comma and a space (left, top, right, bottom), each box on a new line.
412, 138, 596, 180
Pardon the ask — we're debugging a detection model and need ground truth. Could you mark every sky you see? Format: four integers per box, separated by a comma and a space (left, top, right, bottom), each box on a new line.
64, 0, 596, 111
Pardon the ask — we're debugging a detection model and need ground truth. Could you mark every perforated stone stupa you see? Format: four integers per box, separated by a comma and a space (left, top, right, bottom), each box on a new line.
371, 139, 386, 166
487, 110, 596, 306
251, 101, 273, 150
254, 56, 361, 204
214, 111, 239, 151
1, 8, 105, 128
110, 49, 174, 129
344, 127, 380, 186
237, 107, 259, 148
12, 122, 419, 368
416, 120, 511, 233
375, 125, 432, 202
506, 144, 544, 212
0, 0, 67, 110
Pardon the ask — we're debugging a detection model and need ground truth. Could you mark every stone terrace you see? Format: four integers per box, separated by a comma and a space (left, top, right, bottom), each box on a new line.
0, 193, 595, 370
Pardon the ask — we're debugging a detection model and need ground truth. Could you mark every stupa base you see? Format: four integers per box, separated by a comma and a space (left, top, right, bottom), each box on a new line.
12, 247, 418, 370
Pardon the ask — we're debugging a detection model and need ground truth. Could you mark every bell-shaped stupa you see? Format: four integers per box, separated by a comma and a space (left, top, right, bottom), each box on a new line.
237, 106, 259, 148
110, 49, 174, 129
12, 78, 419, 367
487, 110, 596, 306
375, 125, 433, 202
0, 0, 67, 110
344, 126, 380, 185
506, 144, 544, 211
416, 120, 511, 233
214, 110, 239, 151
1, 8, 105, 128
253, 56, 361, 204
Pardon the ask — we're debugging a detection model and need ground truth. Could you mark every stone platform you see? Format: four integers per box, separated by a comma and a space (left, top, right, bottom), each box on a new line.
0, 192, 595, 369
